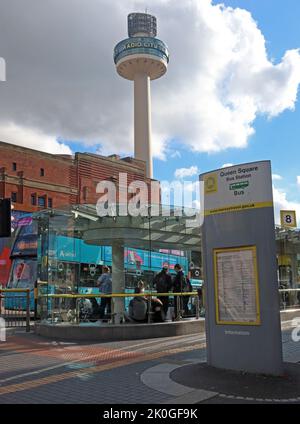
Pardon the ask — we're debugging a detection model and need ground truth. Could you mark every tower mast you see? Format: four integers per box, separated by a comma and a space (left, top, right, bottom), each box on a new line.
114, 13, 169, 178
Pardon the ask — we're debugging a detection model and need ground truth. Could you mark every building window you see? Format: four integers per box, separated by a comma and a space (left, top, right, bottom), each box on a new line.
83, 187, 88, 201
48, 198, 53, 208
11, 192, 17, 203
12, 162, 17, 171
38, 196, 46, 207
31, 194, 36, 206
40, 168, 45, 177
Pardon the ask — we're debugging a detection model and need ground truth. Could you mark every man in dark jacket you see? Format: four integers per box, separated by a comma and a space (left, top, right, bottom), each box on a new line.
153, 266, 172, 317
172, 264, 187, 320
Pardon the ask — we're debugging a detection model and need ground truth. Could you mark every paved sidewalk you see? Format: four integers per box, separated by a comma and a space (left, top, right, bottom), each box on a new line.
0, 332, 204, 404
168, 326, 300, 404
0, 322, 299, 404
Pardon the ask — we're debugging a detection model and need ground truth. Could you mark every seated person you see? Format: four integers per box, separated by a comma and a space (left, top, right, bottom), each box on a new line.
126, 284, 165, 323
151, 296, 165, 323
127, 286, 148, 323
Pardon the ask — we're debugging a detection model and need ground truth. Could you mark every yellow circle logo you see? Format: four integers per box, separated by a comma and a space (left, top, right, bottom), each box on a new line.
205, 174, 218, 194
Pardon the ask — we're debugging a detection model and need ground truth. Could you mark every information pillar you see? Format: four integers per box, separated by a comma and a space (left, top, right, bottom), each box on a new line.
200, 161, 283, 375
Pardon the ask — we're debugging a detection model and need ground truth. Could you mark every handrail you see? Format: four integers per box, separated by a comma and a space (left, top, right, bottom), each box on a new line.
37, 291, 203, 324
279, 288, 300, 292
0, 289, 31, 293
40, 291, 199, 299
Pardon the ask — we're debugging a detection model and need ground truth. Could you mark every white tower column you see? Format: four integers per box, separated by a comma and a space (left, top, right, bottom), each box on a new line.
134, 72, 153, 179
114, 13, 169, 180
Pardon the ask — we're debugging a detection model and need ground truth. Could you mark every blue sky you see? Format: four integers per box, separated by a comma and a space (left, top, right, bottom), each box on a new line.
154, 0, 300, 207
1, 0, 299, 222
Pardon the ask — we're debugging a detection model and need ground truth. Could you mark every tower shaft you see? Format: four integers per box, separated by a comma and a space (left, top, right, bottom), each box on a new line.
134, 72, 152, 178
114, 13, 169, 179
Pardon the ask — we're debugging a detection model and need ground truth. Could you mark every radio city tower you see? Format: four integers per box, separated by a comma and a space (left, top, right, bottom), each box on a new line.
114, 13, 169, 178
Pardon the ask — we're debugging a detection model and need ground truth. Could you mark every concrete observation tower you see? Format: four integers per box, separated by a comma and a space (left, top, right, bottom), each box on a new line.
114, 13, 169, 178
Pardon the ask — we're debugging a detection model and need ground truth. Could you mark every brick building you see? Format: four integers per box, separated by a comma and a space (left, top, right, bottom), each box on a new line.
0, 141, 153, 287
0, 141, 150, 213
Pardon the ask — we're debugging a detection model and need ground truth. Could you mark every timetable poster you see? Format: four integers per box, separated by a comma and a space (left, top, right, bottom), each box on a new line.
214, 247, 261, 325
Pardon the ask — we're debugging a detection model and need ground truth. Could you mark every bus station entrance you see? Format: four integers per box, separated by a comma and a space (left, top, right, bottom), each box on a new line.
34, 204, 203, 337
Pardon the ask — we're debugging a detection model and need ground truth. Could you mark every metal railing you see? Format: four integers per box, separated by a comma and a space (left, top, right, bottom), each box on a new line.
279, 288, 300, 310
38, 291, 205, 325
0, 289, 31, 332
37, 288, 300, 325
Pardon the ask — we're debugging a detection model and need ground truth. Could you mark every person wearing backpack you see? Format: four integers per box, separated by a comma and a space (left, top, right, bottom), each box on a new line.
182, 276, 193, 316
127, 286, 148, 323
153, 266, 172, 318
172, 263, 187, 320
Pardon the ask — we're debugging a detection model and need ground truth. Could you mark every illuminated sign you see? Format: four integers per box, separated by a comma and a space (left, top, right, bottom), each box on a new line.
17, 240, 38, 251
18, 217, 33, 227
114, 37, 169, 64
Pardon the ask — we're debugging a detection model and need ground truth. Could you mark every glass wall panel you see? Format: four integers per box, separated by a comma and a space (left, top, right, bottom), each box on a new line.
276, 226, 300, 309
35, 205, 202, 324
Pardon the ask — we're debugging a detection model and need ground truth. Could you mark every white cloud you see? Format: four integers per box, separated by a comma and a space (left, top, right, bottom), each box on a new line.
272, 174, 283, 181
170, 150, 181, 159
273, 186, 300, 226
175, 166, 199, 179
297, 176, 300, 186
0, 123, 71, 155
221, 163, 234, 168
0, 0, 299, 158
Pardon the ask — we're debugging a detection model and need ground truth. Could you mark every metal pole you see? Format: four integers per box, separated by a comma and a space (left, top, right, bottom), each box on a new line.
195, 295, 200, 320
176, 295, 180, 320
26, 289, 30, 332
110, 295, 115, 325
34, 280, 38, 321
76, 298, 79, 325
147, 295, 151, 324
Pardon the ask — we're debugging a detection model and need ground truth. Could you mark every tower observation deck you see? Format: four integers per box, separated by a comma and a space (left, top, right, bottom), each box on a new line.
114, 13, 169, 178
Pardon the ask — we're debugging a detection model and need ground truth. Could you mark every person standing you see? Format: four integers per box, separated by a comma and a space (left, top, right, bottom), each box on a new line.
172, 264, 187, 320
182, 276, 193, 316
97, 265, 112, 319
153, 266, 172, 318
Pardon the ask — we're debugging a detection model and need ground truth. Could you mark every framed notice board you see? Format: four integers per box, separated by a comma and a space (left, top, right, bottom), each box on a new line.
213, 246, 261, 326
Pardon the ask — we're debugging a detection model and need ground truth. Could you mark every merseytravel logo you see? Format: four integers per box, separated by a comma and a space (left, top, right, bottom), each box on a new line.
229, 181, 249, 191
205, 174, 218, 194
